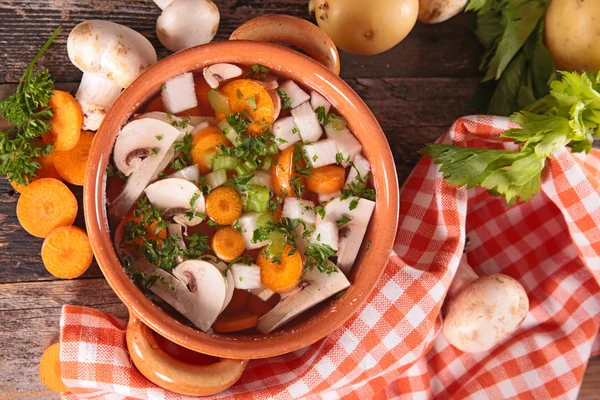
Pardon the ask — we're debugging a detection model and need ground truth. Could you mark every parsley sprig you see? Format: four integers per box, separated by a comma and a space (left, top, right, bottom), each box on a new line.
0, 27, 60, 185
304, 243, 337, 274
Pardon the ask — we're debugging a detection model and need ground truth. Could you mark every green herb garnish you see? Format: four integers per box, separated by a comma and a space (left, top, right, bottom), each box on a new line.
278, 90, 292, 110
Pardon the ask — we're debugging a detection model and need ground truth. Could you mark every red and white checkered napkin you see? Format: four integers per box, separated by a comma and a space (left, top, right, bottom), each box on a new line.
60, 115, 600, 399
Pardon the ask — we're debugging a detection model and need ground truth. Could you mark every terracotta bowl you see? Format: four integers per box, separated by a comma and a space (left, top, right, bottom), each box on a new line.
84, 15, 399, 395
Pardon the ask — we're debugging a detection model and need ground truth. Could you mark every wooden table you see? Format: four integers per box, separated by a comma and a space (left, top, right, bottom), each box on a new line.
0, 1, 598, 398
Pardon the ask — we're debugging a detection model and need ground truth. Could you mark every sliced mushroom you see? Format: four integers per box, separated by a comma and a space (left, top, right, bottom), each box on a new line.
257, 261, 350, 333
203, 63, 243, 89
144, 178, 205, 226
110, 119, 182, 221
270, 90, 282, 121
196, 256, 234, 313
254, 75, 279, 91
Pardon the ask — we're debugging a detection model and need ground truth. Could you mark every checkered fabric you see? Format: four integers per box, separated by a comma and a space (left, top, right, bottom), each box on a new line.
60, 116, 600, 399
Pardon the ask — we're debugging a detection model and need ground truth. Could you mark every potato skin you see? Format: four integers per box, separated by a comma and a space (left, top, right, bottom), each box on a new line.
418, 0, 467, 24
313, 0, 419, 56
545, 0, 600, 71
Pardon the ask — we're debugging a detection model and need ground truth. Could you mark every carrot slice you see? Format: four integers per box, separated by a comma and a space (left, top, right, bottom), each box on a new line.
39, 343, 68, 393
257, 244, 303, 293
53, 130, 94, 186
247, 293, 280, 317
206, 187, 243, 225
212, 226, 245, 262
16, 178, 77, 238
144, 96, 166, 113
305, 165, 346, 194
272, 146, 302, 198
191, 126, 232, 174
10, 153, 62, 193
216, 79, 274, 135
42, 90, 83, 151
225, 289, 250, 314
213, 313, 259, 333
41, 226, 93, 279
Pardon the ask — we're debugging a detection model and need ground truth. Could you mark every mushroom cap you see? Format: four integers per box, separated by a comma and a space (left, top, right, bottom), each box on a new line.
67, 20, 157, 88
203, 63, 243, 89
157, 0, 220, 52
442, 273, 529, 353
144, 178, 206, 225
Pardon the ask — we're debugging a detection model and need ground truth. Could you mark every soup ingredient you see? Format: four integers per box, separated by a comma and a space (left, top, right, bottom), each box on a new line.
41, 226, 93, 279
282, 198, 317, 224
306, 165, 345, 194
270, 90, 282, 121
206, 187, 243, 225
465, 0, 553, 115
443, 255, 529, 352
191, 125, 232, 174
213, 313, 259, 333
248, 171, 272, 188
422, 71, 600, 204
134, 259, 227, 331
273, 146, 301, 198
324, 196, 375, 273
310, 220, 339, 250
211, 227, 246, 262
418, 0, 467, 24
237, 212, 270, 249
111, 119, 182, 220
206, 169, 228, 189
291, 102, 322, 142
10, 153, 61, 193
41, 91, 83, 151
53, 130, 94, 186
257, 244, 303, 293
258, 261, 350, 333
161, 73, 198, 114
39, 343, 68, 392
304, 139, 339, 168
278, 81, 310, 109
119, 212, 168, 253
17, 178, 78, 238
217, 80, 275, 135
204, 63, 243, 89
156, 0, 220, 52
230, 263, 262, 289
325, 124, 362, 166
273, 116, 301, 150
0, 27, 59, 186
345, 154, 370, 188
311, 0, 418, 56
209, 259, 235, 313
144, 178, 206, 226
167, 164, 200, 184
310, 91, 331, 115
67, 21, 157, 130
545, 0, 600, 72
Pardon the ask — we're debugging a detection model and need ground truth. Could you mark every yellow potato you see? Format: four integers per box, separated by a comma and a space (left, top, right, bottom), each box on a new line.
312, 0, 419, 56
545, 0, 600, 72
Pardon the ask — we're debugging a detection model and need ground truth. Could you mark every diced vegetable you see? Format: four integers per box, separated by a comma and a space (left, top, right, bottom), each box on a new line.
161, 72, 198, 113
291, 102, 322, 143
257, 244, 303, 293
217, 79, 275, 135
273, 116, 301, 150
191, 125, 232, 174
237, 212, 269, 250
208, 89, 230, 114
167, 164, 200, 184
325, 124, 362, 166
231, 263, 262, 289
217, 119, 241, 146
303, 139, 339, 168
212, 226, 245, 262
318, 190, 341, 204
281, 197, 316, 224
248, 171, 272, 188
310, 90, 331, 115
306, 165, 346, 194
206, 169, 228, 188
206, 187, 243, 225
345, 153, 371, 187
243, 185, 271, 213
278, 80, 310, 108
213, 155, 239, 170
323, 196, 375, 224
311, 220, 339, 251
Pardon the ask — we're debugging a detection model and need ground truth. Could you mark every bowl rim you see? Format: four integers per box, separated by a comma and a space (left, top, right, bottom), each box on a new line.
84, 40, 399, 359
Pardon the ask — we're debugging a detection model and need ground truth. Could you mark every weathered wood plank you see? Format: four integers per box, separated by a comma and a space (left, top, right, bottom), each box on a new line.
0, 0, 481, 82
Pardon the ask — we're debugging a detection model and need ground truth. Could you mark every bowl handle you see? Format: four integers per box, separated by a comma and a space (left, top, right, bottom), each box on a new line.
125, 312, 248, 396
230, 14, 341, 76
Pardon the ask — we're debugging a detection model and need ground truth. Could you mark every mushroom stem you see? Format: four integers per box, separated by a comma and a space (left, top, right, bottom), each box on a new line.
446, 253, 479, 299
76, 73, 123, 131
154, 0, 176, 10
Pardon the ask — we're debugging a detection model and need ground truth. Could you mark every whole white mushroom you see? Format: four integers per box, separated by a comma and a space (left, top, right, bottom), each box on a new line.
442, 254, 529, 353
155, 0, 220, 52
67, 20, 157, 131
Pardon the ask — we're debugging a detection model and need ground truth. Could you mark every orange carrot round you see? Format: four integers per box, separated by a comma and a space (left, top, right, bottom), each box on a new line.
206, 187, 243, 225
216, 79, 274, 135
42, 90, 83, 151
272, 146, 302, 198
39, 343, 68, 393
211, 226, 245, 262
42, 226, 93, 279
225, 289, 250, 314
257, 244, 303, 293
305, 165, 346, 194
191, 126, 231, 174
247, 293, 280, 317
16, 178, 77, 238
53, 130, 94, 186
10, 153, 62, 193
213, 313, 259, 333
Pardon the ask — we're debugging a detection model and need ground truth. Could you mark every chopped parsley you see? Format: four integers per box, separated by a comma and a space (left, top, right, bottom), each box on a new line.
315, 106, 335, 125
189, 192, 201, 207
336, 215, 352, 228
230, 173, 254, 191
246, 96, 258, 111
245, 64, 270, 81
170, 132, 193, 170
315, 205, 326, 219
278, 89, 292, 109
156, 135, 163, 141
304, 243, 337, 274
236, 89, 244, 99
